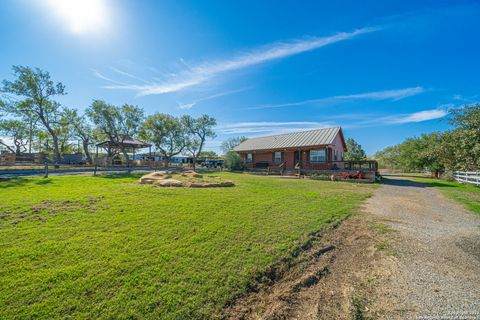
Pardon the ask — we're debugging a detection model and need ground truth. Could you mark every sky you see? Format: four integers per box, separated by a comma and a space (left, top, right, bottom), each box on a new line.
0, 0, 479, 155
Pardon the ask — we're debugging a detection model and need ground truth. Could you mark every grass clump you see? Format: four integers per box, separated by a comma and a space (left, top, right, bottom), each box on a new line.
0, 172, 374, 319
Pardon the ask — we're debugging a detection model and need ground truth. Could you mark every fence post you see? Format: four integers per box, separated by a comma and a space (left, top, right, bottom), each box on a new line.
44, 162, 48, 178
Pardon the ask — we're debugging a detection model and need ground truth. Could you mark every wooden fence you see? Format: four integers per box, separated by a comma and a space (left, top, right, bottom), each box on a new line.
453, 171, 480, 186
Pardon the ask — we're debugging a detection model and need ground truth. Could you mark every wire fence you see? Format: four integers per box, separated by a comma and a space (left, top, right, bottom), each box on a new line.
453, 171, 480, 187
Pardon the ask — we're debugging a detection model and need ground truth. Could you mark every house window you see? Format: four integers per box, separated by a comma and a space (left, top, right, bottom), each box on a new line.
334, 150, 338, 161
310, 149, 326, 162
246, 153, 253, 163
273, 151, 282, 163
341, 152, 345, 161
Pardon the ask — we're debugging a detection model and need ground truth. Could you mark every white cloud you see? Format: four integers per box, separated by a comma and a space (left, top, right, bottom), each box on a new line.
102, 27, 378, 95
176, 87, 250, 109
385, 108, 448, 124
91, 68, 126, 85
245, 87, 425, 110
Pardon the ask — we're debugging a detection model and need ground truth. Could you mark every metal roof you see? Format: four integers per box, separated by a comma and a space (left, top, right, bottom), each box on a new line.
234, 127, 342, 152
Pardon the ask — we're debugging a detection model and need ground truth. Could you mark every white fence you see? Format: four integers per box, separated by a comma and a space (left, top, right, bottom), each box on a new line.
453, 171, 480, 186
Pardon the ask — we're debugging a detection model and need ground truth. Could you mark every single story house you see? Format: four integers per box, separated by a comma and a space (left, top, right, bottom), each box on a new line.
234, 127, 354, 172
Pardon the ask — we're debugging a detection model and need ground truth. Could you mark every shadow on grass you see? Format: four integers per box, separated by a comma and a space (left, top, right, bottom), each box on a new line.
382, 177, 460, 189
0, 177, 52, 188
94, 173, 141, 179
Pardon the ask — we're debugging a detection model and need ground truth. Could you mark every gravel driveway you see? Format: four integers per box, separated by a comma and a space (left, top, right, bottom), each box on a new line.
365, 176, 480, 319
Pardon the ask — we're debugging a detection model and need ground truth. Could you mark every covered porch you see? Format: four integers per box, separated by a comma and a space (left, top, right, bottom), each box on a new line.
240, 148, 377, 175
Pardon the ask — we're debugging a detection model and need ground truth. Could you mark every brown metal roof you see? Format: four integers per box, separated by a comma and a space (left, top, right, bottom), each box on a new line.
234, 127, 342, 152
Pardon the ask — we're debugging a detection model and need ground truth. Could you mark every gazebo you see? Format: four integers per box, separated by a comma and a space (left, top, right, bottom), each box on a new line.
96, 138, 152, 166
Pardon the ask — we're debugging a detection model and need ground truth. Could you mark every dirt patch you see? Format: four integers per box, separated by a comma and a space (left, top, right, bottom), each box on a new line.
223, 213, 395, 319
1, 196, 106, 225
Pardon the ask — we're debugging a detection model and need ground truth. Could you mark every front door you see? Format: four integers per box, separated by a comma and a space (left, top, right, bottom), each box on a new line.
294, 151, 301, 165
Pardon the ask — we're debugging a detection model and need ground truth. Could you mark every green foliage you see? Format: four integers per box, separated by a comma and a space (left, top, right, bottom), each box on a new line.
0, 119, 29, 154
345, 138, 367, 161
87, 100, 144, 163
1, 66, 67, 162
221, 136, 247, 154
198, 151, 218, 159
0, 173, 374, 319
141, 113, 185, 165
181, 115, 217, 167
224, 150, 242, 170
375, 104, 480, 173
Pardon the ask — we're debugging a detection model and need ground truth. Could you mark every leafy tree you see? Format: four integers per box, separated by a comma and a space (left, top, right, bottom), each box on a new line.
198, 151, 218, 159
221, 136, 247, 154
224, 150, 242, 170
446, 104, 480, 170
344, 138, 367, 161
86, 100, 144, 166
0, 66, 67, 163
181, 115, 217, 170
0, 119, 29, 155
141, 114, 186, 167
68, 109, 96, 164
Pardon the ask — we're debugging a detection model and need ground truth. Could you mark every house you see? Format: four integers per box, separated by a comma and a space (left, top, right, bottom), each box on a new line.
234, 127, 376, 174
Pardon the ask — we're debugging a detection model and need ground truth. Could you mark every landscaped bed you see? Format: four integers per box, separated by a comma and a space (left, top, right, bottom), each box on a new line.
0, 173, 375, 319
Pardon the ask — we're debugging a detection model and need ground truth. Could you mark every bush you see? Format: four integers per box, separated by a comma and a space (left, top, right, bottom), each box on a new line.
224, 150, 242, 170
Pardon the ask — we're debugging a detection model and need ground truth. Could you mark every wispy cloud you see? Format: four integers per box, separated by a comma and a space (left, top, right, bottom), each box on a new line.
382, 108, 448, 124
244, 87, 425, 110
217, 121, 335, 135
91, 68, 126, 85
177, 87, 250, 109
102, 27, 378, 95
109, 67, 151, 84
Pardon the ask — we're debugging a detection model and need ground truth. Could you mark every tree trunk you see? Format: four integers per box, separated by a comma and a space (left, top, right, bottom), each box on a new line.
51, 135, 60, 167
83, 140, 93, 164
192, 156, 196, 170
164, 156, 170, 168
121, 147, 130, 167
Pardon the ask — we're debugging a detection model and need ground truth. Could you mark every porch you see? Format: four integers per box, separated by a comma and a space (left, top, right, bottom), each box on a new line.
240, 149, 377, 175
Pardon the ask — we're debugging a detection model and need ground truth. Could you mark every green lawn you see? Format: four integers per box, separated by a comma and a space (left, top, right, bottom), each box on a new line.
0, 173, 374, 319
413, 177, 480, 215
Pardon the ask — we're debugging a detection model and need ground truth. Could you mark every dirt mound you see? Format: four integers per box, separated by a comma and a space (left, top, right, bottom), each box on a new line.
139, 171, 234, 188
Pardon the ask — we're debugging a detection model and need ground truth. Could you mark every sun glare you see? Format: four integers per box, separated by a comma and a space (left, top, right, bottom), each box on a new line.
45, 0, 111, 35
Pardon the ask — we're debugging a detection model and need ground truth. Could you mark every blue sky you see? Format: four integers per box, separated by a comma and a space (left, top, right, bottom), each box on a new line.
1, 0, 479, 155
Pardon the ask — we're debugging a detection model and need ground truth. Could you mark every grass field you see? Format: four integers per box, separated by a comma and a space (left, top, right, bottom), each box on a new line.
0, 173, 374, 319
413, 177, 480, 215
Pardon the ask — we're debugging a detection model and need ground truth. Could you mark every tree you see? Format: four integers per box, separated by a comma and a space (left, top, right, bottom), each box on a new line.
224, 150, 242, 170
86, 100, 144, 166
0, 120, 29, 155
221, 136, 247, 154
181, 115, 216, 170
198, 151, 218, 159
344, 138, 366, 161
1, 66, 66, 163
446, 104, 480, 170
69, 109, 96, 164
141, 114, 186, 167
